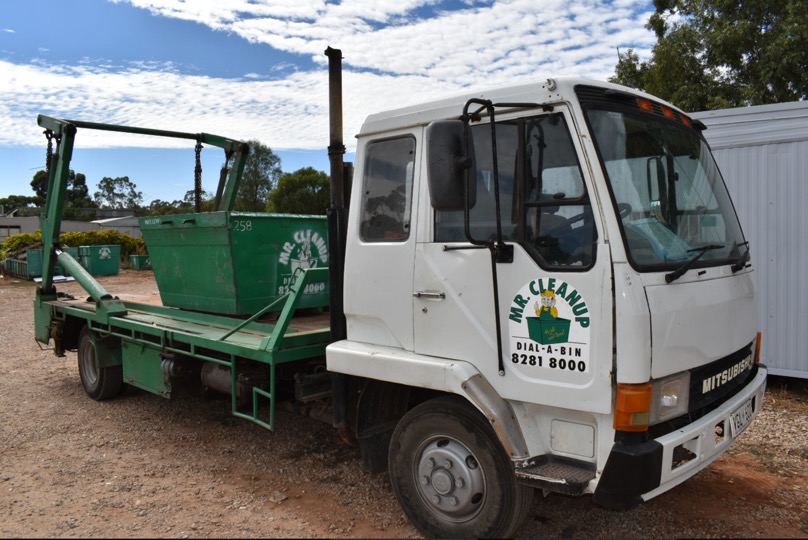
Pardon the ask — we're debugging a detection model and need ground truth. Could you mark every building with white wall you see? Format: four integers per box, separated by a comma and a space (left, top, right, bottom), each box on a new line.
693, 101, 808, 378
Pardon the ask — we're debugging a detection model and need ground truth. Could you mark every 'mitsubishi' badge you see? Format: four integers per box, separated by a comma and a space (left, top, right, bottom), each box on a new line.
507, 277, 591, 375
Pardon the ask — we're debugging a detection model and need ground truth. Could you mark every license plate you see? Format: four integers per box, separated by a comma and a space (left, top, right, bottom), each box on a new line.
729, 399, 754, 437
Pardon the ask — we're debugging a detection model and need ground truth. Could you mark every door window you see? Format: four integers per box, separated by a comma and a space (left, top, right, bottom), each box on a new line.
359, 137, 416, 242
435, 113, 596, 269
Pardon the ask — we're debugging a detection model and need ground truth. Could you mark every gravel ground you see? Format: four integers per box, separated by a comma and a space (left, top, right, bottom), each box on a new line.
1, 269, 806, 538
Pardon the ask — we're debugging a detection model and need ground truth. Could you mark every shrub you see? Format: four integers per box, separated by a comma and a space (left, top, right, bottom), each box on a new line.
1, 229, 145, 260
0, 232, 42, 258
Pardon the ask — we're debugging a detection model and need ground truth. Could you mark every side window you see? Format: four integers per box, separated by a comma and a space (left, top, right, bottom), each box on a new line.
359, 137, 416, 242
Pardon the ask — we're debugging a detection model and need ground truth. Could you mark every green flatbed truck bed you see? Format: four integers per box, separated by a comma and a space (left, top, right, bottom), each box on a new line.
36, 266, 332, 431
45, 296, 330, 362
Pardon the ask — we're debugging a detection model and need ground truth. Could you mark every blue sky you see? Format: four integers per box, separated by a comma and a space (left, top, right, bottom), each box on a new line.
1, 0, 656, 206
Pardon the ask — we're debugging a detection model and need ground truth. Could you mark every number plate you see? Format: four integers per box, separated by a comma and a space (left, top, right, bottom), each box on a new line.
729, 399, 754, 437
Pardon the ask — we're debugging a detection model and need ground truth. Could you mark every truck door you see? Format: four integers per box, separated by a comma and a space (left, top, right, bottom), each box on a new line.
413, 108, 613, 413
343, 134, 419, 350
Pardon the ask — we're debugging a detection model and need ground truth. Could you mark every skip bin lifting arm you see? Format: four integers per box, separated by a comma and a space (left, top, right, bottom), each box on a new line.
36, 116, 76, 296
38, 115, 247, 151
53, 119, 250, 212
36, 114, 250, 211
34, 114, 249, 302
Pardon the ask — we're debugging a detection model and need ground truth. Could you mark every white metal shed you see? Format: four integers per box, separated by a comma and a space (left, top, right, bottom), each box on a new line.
692, 101, 808, 378
92, 216, 143, 239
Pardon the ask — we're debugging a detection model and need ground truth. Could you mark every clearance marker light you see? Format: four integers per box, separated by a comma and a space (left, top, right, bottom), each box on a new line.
635, 97, 694, 128
636, 98, 654, 113
614, 383, 652, 432
755, 332, 763, 363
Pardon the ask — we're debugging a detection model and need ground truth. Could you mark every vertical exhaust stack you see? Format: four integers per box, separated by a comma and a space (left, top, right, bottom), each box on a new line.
326, 46, 346, 211
325, 47, 354, 445
325, 46, 347, 342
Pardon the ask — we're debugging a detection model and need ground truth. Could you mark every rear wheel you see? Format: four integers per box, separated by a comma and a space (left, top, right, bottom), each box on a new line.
388, 395, 533, 538
77, 325, 122, 400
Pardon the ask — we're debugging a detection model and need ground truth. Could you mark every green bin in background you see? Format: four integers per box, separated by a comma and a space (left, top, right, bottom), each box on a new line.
25, 248, 45, 277
129, 254, 152, 270
78, 244, 121, 276
16, 246, 79, 278
139, 212, 329, 315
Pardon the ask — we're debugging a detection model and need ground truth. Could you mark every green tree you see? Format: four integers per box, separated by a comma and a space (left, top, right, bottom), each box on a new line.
94, 176, 143, 209
182, 189, 214, 212
142, 190, 216, 216
65, 172, 94, 208
267, 167, 330, 215
30, 169, 96, 207
612, 49, 651, 92
30, 170, 48, 203
611, 0, 808, 110
63, 172, 97, 220
28, 169, 97, 220
0, 194, 39, 214
146, 199, 175, 215
235, 139, 282, 212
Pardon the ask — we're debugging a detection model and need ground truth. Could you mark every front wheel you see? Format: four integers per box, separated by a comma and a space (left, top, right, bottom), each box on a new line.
77, 325, 122, 401
388, 395, 533, 538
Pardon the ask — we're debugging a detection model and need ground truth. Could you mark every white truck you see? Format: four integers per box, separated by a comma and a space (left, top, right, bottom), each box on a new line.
34, 48, 767, 538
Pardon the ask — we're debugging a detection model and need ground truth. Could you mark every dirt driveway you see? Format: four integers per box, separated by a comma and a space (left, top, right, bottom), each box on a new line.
1, 269, 806, 538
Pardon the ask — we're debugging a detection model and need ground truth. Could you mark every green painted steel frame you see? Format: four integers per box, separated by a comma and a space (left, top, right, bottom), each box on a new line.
36, 116, 76, 296
231, 267, 330, 430
44, 267, 331, 430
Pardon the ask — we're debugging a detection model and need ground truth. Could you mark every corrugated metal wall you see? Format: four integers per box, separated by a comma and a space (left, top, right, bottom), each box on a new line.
693, 102, 808, 378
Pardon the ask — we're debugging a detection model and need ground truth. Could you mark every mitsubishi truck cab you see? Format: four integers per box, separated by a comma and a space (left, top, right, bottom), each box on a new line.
326, 77, 767, 537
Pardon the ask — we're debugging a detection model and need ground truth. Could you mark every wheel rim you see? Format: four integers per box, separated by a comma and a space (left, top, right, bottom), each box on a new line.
414, 435, 486, 523
79, 336, 99, 386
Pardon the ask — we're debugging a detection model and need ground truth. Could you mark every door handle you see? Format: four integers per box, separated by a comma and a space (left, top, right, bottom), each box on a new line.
413, 290, 446, 300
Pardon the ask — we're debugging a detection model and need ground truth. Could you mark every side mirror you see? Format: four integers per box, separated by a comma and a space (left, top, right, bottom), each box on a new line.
426, 120, 476, 211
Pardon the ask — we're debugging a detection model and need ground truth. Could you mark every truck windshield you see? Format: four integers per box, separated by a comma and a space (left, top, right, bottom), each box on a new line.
584, 103, 747, 271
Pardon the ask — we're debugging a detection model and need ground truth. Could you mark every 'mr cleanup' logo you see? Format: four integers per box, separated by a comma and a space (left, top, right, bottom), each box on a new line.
507, 277, 591, 375
276, 229, 329, 296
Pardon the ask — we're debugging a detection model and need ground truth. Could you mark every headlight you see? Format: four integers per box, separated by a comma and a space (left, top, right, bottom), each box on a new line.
649, 372, 690, 424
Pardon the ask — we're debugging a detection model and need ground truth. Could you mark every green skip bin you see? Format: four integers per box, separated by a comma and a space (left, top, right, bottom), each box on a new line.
140, 211, 330, 315
129, 254, 152, 270
527, 316, 571, 345
78, 245, 121, 276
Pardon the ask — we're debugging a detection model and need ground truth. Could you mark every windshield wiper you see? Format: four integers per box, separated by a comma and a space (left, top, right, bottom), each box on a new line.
665, 244, 724, 283
731, 241, 750, 273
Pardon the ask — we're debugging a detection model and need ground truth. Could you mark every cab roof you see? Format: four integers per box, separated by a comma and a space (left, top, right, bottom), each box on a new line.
358, 77, 682, 137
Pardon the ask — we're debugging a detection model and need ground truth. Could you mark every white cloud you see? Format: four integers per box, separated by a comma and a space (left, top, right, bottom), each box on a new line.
3, 0, 655, 151
118, 0, 654, 81
0, 59, 457, 154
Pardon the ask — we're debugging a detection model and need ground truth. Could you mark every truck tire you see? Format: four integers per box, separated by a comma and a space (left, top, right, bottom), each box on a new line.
77, 325, 122, 401
388, 395, 533, 538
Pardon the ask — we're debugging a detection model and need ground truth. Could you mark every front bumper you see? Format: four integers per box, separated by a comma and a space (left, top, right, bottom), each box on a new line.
593, 364, 767, 509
